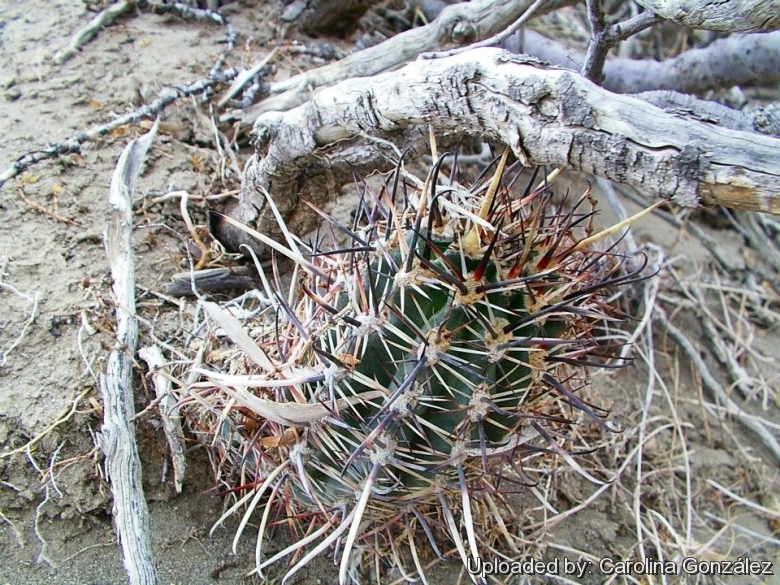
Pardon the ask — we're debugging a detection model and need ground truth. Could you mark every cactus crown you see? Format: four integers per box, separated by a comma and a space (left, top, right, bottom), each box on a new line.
189, 148, 644, 584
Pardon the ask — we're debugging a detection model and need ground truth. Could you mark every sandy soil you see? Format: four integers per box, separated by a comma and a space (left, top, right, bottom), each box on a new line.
1, 2, 779, 585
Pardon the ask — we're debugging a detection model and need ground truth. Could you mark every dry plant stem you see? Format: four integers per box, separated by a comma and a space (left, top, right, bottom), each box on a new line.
636, 270, 697, 558
138, 345, 187, 493
96, 122, 159, 585
218, 46, 282, 107
654, 307, 780, 464
730, 210, 780, 272
594, 177, 638, 253
704, 511, 780, 546
616, 185, 740, 271
634, 0, 780, 32
178, 191, 210, 269
233, 48, 780, 255
524, 29, 780, 95
234, 0, 574, 126
32, 469, 54, 566
707, 479, 780, 519
53, 0, 136, 64
685, 284, 757, 400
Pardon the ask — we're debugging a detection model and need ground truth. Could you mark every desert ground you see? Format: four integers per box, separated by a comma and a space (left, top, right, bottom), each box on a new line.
1, 2, 779, 584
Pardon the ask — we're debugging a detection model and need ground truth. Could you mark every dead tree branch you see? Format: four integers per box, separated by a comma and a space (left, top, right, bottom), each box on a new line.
524, 29, 780, 94
633, 92, 780, 138
53, 0, 136, 64
97, 122, 159, 585
226, 48, 780, 256
635, 0, 780, 32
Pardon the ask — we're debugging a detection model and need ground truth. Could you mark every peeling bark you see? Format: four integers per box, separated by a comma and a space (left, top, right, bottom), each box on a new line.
225, 48, 780, 256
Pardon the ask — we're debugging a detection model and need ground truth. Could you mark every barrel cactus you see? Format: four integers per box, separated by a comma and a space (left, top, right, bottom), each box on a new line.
186, 149, 644, 583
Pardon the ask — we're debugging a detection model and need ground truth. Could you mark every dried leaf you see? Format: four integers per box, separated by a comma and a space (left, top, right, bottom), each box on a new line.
202, 301, 275, 373
217, 383, 385, 427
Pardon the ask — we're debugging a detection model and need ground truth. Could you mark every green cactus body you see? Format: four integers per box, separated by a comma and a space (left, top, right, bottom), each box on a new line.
192, 154, 640, 584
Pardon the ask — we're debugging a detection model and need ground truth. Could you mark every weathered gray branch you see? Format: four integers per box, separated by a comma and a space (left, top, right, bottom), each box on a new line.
522, 29, 780, 94
97, 123, 159, 585
633, 91, 780, 138
635, 0, 780, 32
227, 48, 780, 256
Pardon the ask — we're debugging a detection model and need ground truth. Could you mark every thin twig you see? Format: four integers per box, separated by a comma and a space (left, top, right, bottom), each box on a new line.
15, 186, 81, 227
703, 511, 780, 547
138, 345, 187, 493
616, 185, 740, 272
53, 0, 136, 64
178, 191, 211, 269
0, 388, 92, 460
707, 479, 780, 520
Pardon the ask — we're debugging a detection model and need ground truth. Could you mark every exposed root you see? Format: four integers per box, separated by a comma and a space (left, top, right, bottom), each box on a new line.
0, 278, 41, 368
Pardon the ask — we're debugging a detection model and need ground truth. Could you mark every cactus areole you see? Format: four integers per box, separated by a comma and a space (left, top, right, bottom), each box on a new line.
193, 151, 644, 584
